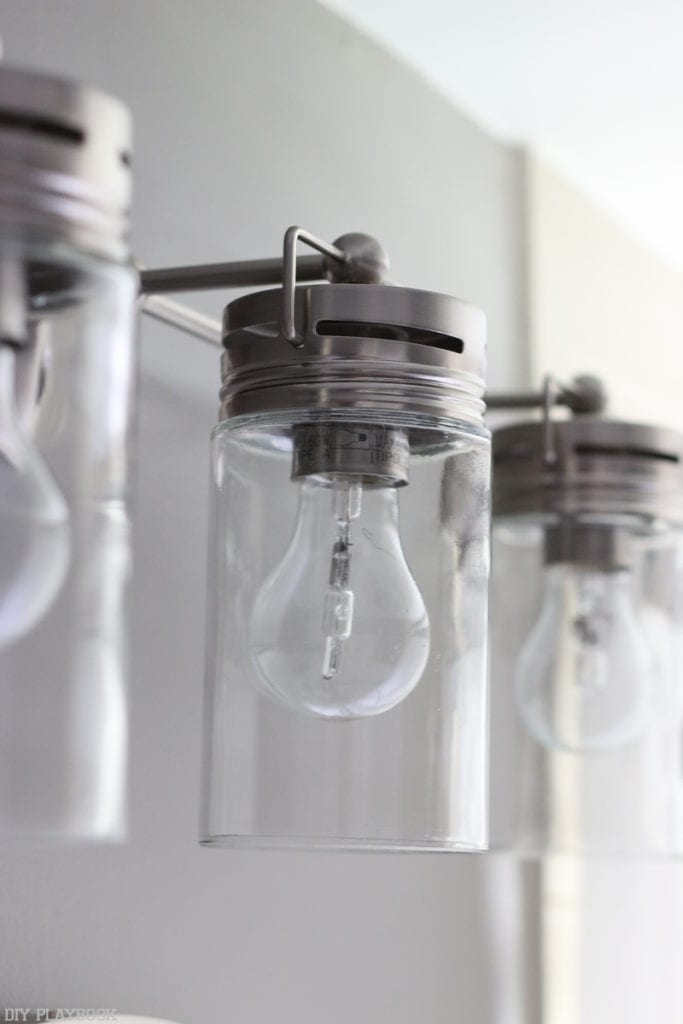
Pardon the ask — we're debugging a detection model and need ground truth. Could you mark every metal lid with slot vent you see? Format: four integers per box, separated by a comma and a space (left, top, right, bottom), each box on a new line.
0, 65, 131, 263
219, 283, 486, 422
493, 418, 683, 524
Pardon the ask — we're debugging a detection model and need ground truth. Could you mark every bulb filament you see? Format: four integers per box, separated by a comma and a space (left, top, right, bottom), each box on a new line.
322, 479, 362, 679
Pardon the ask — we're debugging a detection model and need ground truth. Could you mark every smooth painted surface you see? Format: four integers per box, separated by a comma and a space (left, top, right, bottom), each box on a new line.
320, 0, 683, 273
527, 155, 683, 428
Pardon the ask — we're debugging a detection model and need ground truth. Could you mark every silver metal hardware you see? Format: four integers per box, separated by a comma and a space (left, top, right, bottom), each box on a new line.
0, 66, 132, 447
138, 253, 326, 295
488, 372, 609, 466
0, 66, 131, 266
544, 522, 633, 571
137, 223, 484, 422
138, 226, 391, 354
493, 417, 683, 525
138, 229, 390, 301
486, 374, 607, 415
291, 423, 410, 486
139, 294, 222, 346
542, 375, 561, 465
219, 282, 486, 423
281, 226, 348, 347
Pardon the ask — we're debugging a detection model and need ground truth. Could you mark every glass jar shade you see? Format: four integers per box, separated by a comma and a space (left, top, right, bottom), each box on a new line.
0, 68, 135, 841
0, 245, 135, 841
490, 419, 683, 858
201, 408, 490, 850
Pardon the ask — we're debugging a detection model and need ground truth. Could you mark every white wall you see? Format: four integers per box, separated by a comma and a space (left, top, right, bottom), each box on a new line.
0, 3, 529, 1021
527, 155, 683, 427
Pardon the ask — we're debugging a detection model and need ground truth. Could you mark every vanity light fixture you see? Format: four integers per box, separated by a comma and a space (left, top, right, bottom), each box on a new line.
5, 65, 682, 859
489, 380, 683, 857
140, 227, 491, 851
0, 66, 135, 842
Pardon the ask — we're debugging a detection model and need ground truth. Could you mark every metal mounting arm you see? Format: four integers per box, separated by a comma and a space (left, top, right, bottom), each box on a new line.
137, 226, 390, 349
139, 294, 224, 346
138, 253, 326, 295
487, 374, 607, 415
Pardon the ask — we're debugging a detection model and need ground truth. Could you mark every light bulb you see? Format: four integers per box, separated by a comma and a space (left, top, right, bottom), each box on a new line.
249, 475, 430, 719
0, 343, 70, 645
514, 562, 655, 752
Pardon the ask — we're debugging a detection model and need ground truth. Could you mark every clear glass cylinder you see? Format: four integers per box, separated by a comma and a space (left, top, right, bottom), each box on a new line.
0, 240, 136, 841
489, 513, 683, 858
201, 408, 490, 850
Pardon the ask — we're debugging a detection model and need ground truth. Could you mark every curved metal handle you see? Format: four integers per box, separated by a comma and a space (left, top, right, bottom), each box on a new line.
542, 375, 562, 465
280, 226, 347, 348
487, 373, 607, 464
135, 227, 389, 351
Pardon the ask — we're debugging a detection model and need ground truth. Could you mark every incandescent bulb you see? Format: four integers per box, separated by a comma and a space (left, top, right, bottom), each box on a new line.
514, 562, 655, 752
249, 475, 430, 719
0, 343, 70, 645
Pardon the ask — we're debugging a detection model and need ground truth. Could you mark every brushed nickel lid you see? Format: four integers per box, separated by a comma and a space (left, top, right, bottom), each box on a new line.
0, 66, 131, 263
493, 418, 683, 525
219, 282, 486, 423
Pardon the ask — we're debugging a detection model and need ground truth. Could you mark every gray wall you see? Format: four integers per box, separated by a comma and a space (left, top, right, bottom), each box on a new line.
0, 2, 529, 1021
